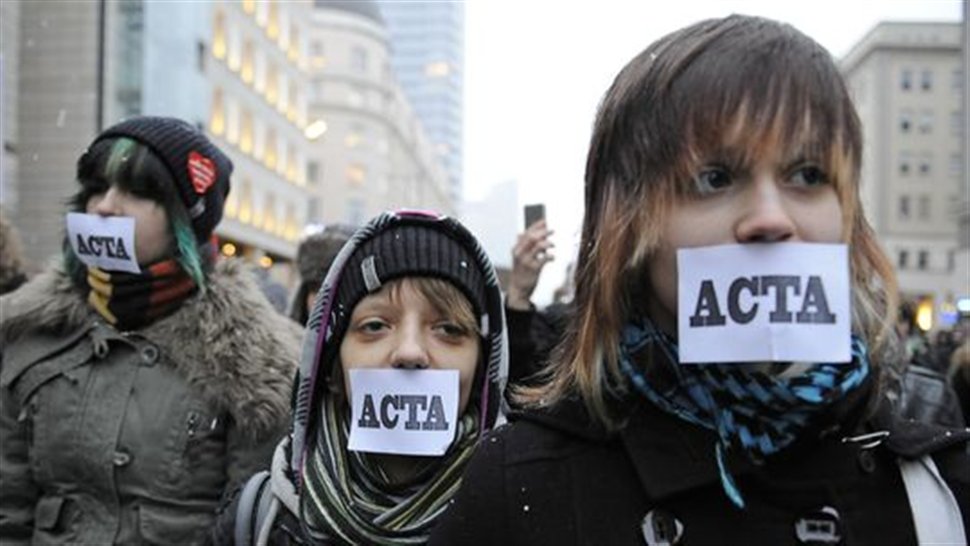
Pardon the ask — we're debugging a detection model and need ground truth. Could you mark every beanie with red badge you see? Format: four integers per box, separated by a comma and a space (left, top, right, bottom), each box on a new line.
93, 116, 233, 242
71, 116, 234, 330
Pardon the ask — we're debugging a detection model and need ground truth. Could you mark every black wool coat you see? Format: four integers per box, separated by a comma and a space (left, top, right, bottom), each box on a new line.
431, 394, 970, 545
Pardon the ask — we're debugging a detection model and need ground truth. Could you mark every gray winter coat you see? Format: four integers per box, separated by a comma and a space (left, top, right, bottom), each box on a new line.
0, 259, 301, 545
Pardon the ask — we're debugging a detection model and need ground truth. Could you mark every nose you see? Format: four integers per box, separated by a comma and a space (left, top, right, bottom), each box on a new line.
390, 322, 430, 370
91, 186, 123, 217
734, 178, 795, 243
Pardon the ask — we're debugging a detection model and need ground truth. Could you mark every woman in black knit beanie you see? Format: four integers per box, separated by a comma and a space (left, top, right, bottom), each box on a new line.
0, 116, 301, 544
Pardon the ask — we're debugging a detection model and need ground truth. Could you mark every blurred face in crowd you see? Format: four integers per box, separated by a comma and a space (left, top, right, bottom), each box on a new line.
86, 185, 174, 266
645, 116, 843, 335
340, 277, 481, 413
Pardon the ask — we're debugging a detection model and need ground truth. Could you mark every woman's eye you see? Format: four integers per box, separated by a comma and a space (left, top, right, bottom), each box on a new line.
692, 167, 733, 194
357, 319, 388, 334
434, 322, 469, 338
789, 165, 829, 187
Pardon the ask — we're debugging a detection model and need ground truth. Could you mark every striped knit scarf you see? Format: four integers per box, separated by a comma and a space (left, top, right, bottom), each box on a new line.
299, 395, 480, 545
84, 259, 197, 331
619, 316, 870, 509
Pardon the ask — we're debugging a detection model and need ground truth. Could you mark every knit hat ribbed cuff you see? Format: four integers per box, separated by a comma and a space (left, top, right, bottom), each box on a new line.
94, 116, 232, 241
330, 223, 489, 342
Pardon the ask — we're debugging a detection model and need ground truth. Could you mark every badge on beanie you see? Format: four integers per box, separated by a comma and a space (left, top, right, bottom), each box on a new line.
347, 369, 460, 456
187, 150, 216, 195
677, 243, 850, 364
66, 212, 141, 274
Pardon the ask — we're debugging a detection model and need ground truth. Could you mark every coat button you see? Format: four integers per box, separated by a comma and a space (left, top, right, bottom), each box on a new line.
794, 506, 841, 544
641, 509, 684, 546
112, 450, 132, 467
140, 344, 159, 366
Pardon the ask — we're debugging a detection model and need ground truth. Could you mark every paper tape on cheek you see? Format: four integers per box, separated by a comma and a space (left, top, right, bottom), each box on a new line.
66, 212, 142, 274
677, 243, 850, 364
347, 369, 460, 456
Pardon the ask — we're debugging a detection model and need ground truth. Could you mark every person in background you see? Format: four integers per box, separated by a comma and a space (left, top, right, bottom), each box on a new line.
0, 210, 29, 296
289, 224, 355, 326
213, 210, 508, 545
254, 267, 289, 316
950, 340, 970, 425
0, 116, 300, 544
431, 15, 969, 545
505, 219, 565, 388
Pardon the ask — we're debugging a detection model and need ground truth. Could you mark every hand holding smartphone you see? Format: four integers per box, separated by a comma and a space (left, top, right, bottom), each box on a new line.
524, 204, 545, 229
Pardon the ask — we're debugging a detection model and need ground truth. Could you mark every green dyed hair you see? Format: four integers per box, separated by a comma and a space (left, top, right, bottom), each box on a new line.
65, 136, 208, 288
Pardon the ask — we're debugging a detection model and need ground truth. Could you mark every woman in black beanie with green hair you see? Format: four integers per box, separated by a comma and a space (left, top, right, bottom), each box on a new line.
0, 116, 301, 544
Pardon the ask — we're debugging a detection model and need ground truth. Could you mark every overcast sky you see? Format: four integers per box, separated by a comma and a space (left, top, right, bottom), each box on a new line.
463, 0, 965, 304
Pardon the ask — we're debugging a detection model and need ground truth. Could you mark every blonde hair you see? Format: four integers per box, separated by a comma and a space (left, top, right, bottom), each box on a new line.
517, 15, 898, 428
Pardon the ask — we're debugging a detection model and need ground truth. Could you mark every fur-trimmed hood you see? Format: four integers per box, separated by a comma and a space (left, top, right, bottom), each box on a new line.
0, 258, 301, 441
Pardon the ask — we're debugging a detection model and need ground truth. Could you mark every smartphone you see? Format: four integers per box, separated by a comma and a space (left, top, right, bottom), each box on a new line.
524, 203, 545, 229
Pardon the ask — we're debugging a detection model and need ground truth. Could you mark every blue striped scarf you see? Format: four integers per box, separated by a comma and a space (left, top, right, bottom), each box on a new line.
619, 317, 870, 509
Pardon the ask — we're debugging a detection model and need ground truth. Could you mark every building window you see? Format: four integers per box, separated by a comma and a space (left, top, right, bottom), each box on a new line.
240, 109, 254, 154
241, 39, 255, 84
900, 69, 912, 91
954, 69, 965, 91
263, 193, 277, 233
238, 180, 254, 224
226, 97, 239, 144
346, 164, 366, 186
212, 10, 226, 60
288, 24, 300, 62
899, 195, 911, 220
920, 69, 932, 91
919, 153, 931, 175
918, 110, 933, 134
209, 87, 225, 136
345, 124, 364, 148
284, 203, 298, 241
287, 83, 299, 123
950, 153, 964, 178
898, 250, 909, 269
899, 152, 911, 175
286, 145, 298, 183
266, 0, 280, 40
311, 41, 326, 68
264, 129, 278, 170
917, 250, 929, 270
900, 110, 912, 133
918, 195, 930, 220
425, 61, 450, 77
307, 160, 320, 185
952, 111, 964, 136
265, 63, 279, 106
351, 46, 367, 73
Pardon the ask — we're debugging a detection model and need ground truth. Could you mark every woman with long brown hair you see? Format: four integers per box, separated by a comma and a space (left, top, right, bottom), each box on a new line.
431, 15, 969, 545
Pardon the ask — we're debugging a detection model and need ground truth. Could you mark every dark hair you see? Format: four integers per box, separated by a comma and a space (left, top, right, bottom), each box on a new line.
519, 15, 898, 425
65, 137, 207, 285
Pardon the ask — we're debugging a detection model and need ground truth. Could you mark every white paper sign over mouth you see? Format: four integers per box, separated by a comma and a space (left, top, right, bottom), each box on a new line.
66, 213, 141, 274
347, 369, 460, 456
677, 243, 850, 364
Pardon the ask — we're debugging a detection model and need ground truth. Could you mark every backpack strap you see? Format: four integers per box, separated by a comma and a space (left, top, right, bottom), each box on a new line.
899, 455, 967, 545
234, 470, 271, 546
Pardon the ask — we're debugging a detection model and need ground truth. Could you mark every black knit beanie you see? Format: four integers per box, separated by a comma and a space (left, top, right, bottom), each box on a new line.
328, 220, 490, 345
92, 116, 232, 241
296, 224, 356, 287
